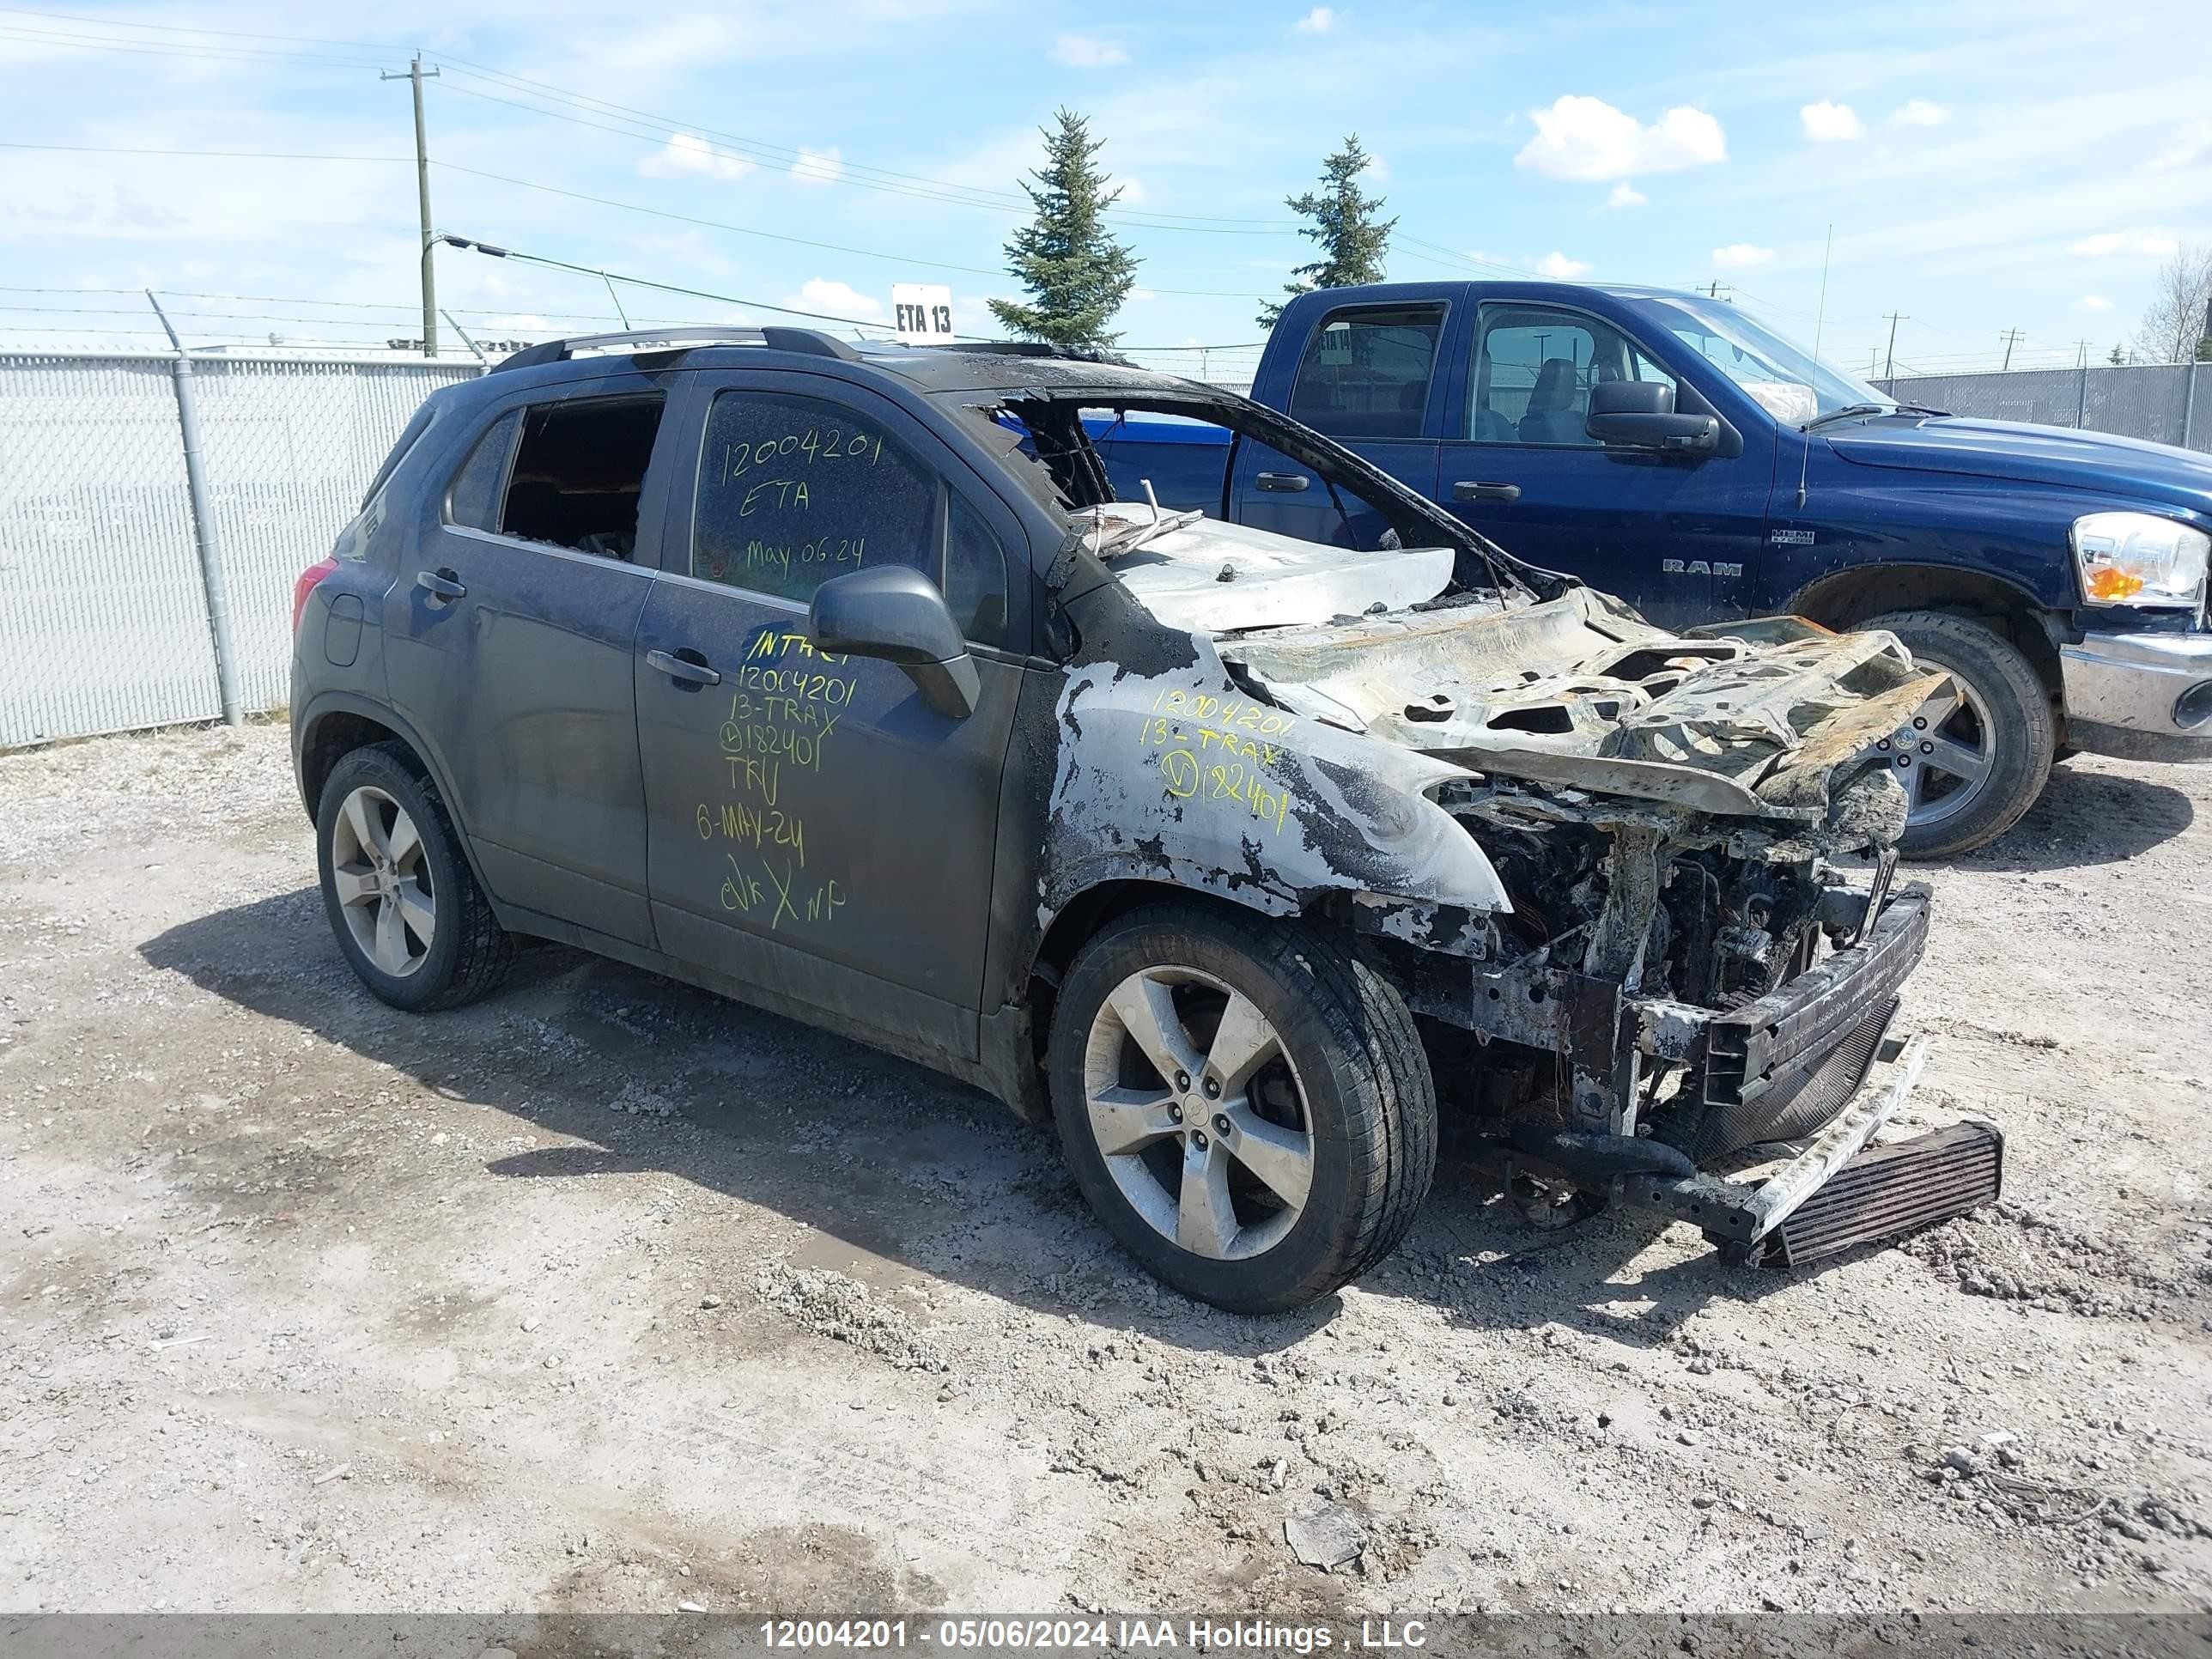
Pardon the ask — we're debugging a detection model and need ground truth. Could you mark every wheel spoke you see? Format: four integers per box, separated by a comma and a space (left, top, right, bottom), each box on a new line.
386, 809, 422, 870
343, 790, 386, 862
1086, 1085, 1180, 1157
393, 878, 436, 951
1915, 679, 1962, 727
1107, 974, 1202, 1084
330, 866, 379, 908
1176, 1137, 1237, 1258
371, 897, 410, 974
1901, 760, 1926, 809
1222, 1104, 1314, 1210
1203, 991, 1279, 1096
1920, 732, 1990, 784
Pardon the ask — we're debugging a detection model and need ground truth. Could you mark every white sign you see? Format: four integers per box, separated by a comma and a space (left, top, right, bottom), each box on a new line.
892, 283, 955, 346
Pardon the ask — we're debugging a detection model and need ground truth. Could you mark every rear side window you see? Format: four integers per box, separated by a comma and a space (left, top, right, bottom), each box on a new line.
691, 391, 937, 608
445, 394, 665, 560
1286, 304, 1445, 440
447, 410, 518, 531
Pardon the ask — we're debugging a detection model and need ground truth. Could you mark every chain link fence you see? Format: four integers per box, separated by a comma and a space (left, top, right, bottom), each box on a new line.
1876, 362, 2212, 453
1, 351, 478, 748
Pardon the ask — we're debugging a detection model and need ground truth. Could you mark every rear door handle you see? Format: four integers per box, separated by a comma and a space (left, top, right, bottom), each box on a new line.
1255, 471, 1310, 493
416, 568, 466, 600
1452, 481, 1522, 503
646, 647, 721, 688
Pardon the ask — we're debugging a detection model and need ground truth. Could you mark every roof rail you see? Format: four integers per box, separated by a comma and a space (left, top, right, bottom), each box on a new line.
492, 325, 861, 373
905, 341, 1134, 367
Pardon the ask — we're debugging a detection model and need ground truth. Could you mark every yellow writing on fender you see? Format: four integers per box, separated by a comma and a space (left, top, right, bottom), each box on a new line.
1135, 714, 1278, 767
1150, 745, 1290, 833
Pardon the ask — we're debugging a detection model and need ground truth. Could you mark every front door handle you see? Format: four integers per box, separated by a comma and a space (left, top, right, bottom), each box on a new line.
416, 568, 466, 600
1255, 471, 1310, 493
1452, 480, 1522, 503
645, 647, 722, 689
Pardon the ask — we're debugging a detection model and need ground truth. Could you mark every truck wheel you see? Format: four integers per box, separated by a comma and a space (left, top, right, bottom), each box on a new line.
1861, 610, 2055, 860
1046, 903, 1436, 1315
316, 742, 514, 1012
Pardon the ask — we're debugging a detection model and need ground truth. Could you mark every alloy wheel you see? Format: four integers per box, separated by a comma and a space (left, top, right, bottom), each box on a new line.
1885, 675, 1996, 834
329, 784, 436, 978
1079, 965, 1316, 1261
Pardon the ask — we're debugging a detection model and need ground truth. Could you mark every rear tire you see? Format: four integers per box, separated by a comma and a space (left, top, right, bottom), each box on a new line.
316, 742, 514, 1012
1863, 610, 2054, 859
1046, 903, 1436, 1314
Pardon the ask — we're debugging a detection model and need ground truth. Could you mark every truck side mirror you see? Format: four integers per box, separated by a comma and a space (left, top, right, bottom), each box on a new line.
807, 566, 979, 720
1586, 380, 1720, 457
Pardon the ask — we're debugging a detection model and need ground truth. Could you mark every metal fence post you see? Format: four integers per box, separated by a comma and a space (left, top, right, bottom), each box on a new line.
2185, 359, 2202, 453
145, 291, 243, 726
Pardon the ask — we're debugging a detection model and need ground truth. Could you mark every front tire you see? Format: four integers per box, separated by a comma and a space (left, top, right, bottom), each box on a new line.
316, 742, 514, 1012
1046, 903, 1436, 1314
1863, 610, 2055, 859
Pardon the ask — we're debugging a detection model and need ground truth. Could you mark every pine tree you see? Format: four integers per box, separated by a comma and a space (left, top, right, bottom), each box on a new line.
1260, 135, 1397, 329
989, 109, 1139, 351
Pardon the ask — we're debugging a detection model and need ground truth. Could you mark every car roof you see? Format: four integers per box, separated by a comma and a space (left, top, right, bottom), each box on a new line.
478, 325, 1207, 400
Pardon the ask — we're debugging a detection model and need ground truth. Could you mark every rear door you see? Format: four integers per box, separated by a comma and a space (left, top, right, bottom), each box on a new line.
382, 374, 678, 945
631, 371, 1028, 1057
1228, 299, 1446, 548
1436, 301, 1771, 627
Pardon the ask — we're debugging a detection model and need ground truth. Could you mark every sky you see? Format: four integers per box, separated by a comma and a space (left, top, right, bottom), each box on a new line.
2, 0, 2208, 380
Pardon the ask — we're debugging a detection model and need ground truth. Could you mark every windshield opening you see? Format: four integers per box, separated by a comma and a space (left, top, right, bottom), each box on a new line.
1626, 295, 1893, 426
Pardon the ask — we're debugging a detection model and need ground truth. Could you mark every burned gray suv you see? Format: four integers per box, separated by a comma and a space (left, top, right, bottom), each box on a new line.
290, 326, 2000, 1313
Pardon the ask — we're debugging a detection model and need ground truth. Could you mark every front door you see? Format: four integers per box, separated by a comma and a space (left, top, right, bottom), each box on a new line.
1441, 301, 1772, 628
382, 378, 679, 945
633, 373, 1027, 1057
1231, 299, 1445, 550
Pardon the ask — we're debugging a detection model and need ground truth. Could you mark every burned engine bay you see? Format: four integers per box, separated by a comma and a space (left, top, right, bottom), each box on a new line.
983, 380, 1972, 1249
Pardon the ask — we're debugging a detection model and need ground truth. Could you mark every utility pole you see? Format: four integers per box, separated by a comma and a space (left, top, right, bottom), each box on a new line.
1999, 327, 2025, 372
383, 53, 441, 359
1881, 313, 1906, 380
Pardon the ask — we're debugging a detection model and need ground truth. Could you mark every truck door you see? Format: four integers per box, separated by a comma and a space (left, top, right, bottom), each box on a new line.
1437, 301, 1771, 628
1227, 300, 1444, 550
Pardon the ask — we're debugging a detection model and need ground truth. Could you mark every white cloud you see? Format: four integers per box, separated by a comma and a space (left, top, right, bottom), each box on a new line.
1514, 96, 1726, 182
785, 278, 885, 325
2069, 228, 2180, 258
2075, 294, 2113, 311
1536, 251, 1589, 278
1800, 101, 1864, 143
1050, 33, 1127, 68
790, 147, 842, 186
1607, 182, 1645, 208
1711, 242, 1775, 269
1296, 7, 1336, 32
2147, 118, 2212, 173
1893, 100, 1948, 127
640, 132, 754, 180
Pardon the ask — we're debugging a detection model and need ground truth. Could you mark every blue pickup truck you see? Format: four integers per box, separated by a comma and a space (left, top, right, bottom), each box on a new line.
1095, 282, 2212, 855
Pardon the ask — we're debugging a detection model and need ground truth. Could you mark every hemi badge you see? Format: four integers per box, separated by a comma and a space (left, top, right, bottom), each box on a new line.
1770, 528, 1816, 546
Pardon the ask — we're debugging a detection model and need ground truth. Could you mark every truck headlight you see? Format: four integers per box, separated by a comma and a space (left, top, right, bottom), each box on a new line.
2071, 512, 2209, 608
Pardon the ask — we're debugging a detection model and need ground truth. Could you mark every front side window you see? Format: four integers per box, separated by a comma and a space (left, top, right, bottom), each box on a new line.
445, 395, 665, 559
1472, 307, 1675, 446
693, 391, 938, 608
1286, 304, 1444, 440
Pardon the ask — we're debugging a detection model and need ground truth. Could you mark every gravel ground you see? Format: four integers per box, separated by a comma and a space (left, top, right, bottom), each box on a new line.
2, 720, 2209, 1616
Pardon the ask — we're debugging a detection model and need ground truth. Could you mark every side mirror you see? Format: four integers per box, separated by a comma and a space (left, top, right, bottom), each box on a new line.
1586, 380, 1720, 456
807, 566, 979, 720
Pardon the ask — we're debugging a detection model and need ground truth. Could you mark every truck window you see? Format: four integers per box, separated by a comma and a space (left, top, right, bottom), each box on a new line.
1286, 304, 1444, 440
446, 395, 666, 557
1472, 307, 1674, 446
